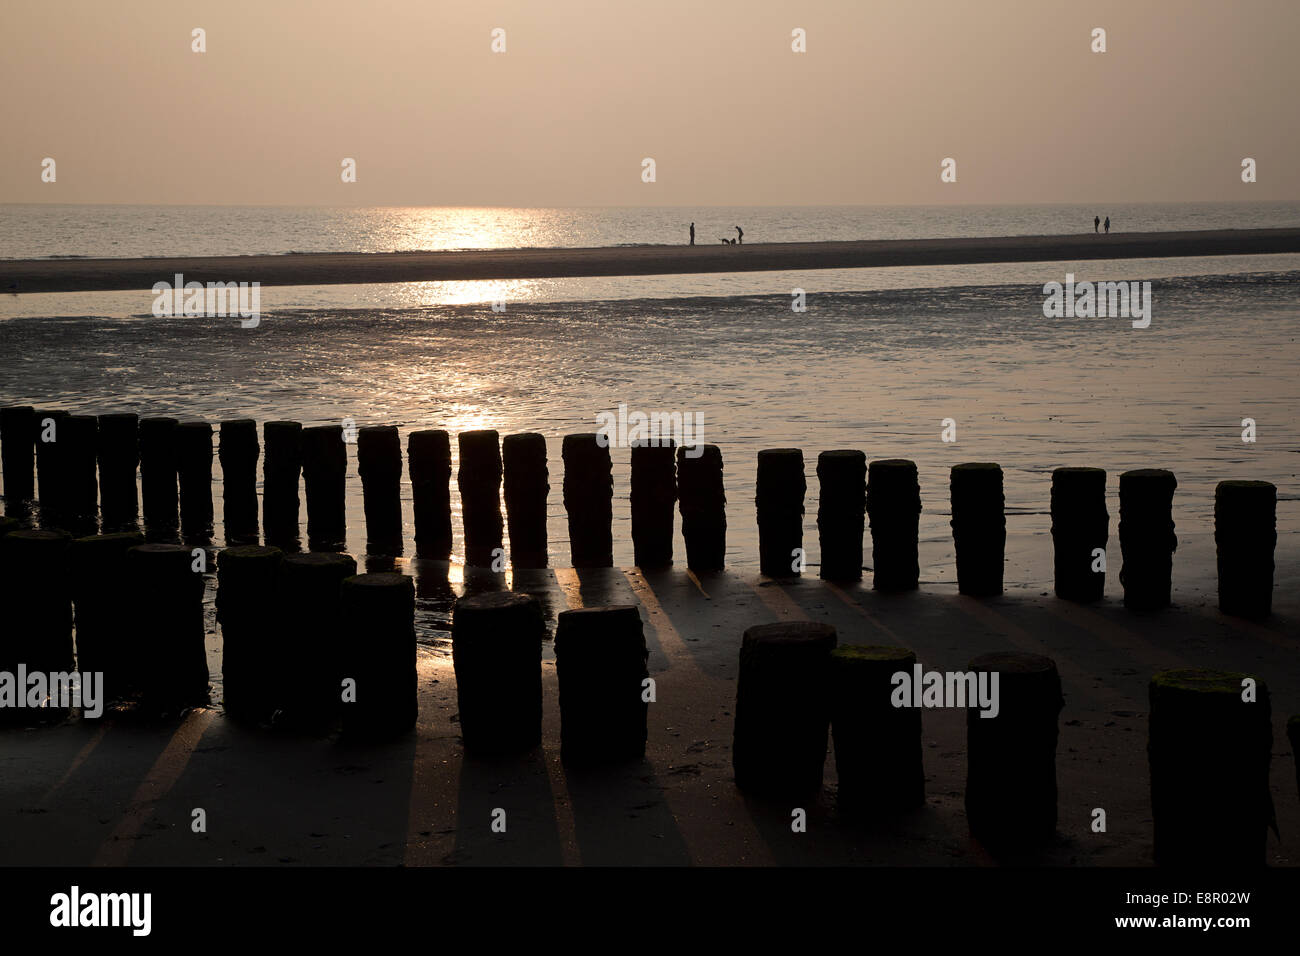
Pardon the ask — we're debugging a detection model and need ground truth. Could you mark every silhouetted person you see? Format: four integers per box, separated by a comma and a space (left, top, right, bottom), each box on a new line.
1104, 216, 1110, 234
1094, 216, 1100, 233
689, 222, 695, 246
736, 226, 744, 245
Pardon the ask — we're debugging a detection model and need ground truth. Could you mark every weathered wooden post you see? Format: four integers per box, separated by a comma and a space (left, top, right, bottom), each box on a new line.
555, 605, 649, 766
176, 421, 214, 542
677, 444, 726, 572
339, 572, 417, 737
33, 409, 69, 522
357, 425, 404, 555
408, 429, 453, 560
301, 424, 347, 551
1214, 480, 1276, 619
61, 414, 100, 535
1148, 669, 1273, 866
756, 448, 804, 578
96, 412, 139, 531
950, 462, 1005, 597
262, 421, 302, 550
216, 544, 284, 721
0, 406, 35, 500
1119, 469, 1177, 610
218, 419, 260, 546
562, 433, 613, 568
733, 621, 837, 797
70, 531, 145, 700
278, 551, 357, 725
452, 591, 545, 753
126, 543, 209, 707
502, 433, 549, 569
866, 459, 921, 591
458, 430, 503, 568
817, 450, 865, 581
629, 440, 676, 569
1050, 466, 1108, 602
138, 416, 180, 538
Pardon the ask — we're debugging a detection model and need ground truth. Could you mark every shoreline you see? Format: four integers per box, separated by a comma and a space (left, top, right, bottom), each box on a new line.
4, 227, 1300, 294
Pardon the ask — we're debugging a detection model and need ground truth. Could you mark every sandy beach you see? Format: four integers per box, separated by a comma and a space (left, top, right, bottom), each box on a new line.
5, 228, 1300, 294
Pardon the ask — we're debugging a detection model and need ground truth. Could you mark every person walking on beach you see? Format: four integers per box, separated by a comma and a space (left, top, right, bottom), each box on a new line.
1094, 215, 1100, 233
736, 226, 744, 245
1104, 216, 1110, 235
689, 222, 695, 246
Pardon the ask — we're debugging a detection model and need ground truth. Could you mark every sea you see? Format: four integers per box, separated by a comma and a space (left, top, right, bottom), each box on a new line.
2, 202, 1298, 637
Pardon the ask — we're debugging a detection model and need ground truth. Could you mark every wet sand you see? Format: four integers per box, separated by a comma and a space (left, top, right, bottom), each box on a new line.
1, 541, 1296, 867
5, 228, 1300, 293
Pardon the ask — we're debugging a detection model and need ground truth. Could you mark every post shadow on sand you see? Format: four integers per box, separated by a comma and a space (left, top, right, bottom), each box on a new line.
451, 748, 564, 865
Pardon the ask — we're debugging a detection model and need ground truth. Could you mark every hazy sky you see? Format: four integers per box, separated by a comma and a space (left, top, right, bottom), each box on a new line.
3, 0, 1296, 206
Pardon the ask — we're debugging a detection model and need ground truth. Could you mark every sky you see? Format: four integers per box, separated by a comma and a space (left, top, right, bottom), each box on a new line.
1, 0, 1297, 206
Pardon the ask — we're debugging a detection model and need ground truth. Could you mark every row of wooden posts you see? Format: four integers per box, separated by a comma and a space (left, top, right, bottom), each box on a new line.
0, 514, 1287, 862
0, 407, 1281, 617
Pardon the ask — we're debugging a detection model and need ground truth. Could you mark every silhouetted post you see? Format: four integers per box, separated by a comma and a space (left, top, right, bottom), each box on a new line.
340, 572, 416, 737
62, 414, 100, 534
733, 621, 837, 797
1050, 466, 1107, 602
216, 544, 284, 722
357, 425, 403, 555
1214, 480, 1275, 619
502, 433, 549, 568
262, 421, 302, 550
33, 409, 69, 520
176, 422, 214, 542
408, 430, 453, 560
1119, 469, 1177, 610
950, 462, 1005, 597
0, 405, 35, 500
867, 459, 921, 591
555, 605, 649, 766
452, 591, 545, 753
816, 449, 865, 581
1289, 716, 1300, 802
458, 430, 503, 568
96, 412, 139, 530
0, 516, 18, 539
562, 434, 613, 568
965, 652, 1063, 850
279, 551, 357, 725
629, 440, 675, 569
138, 416, 179, 538
756, 448, 804, 578
0, 529, 73, 681
1148, 669, 1273, 866
830, 644, 923, 812
677, 444, 726, 572
301, 424, 347, 551
69, 531, 144, 699
127, 543, 208, 707
218, 419, 260, 546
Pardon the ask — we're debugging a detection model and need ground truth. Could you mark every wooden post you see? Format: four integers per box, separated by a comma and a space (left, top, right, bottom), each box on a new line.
126, 543, 209, 708
262, 421, 302, 551
96, 412, 139, 531
339, 572, 416, 738
218, 419, 260, 546
33, 409, 69, 523
138, 416, 179, 538
176, 421, 214, 542
357, 425, 404, 555
756, 448, 804, 578
69, 531, 144, 702
408, 430, 453, 560
502, 433, 549, 569
830, 644, 923, 811
733, 621, 837, 797
301, 424, 347, 551
866, 458, 921, 591
950, 462, 1005, 597
457, 430, 503, 568
555, 605, 649, 766
677, 444, 726, 573
0, 531, 73, 714
61, 414, 100, 535
1050, 466, 1108, 602
0, 405, 35, 500
562, 433, 613, 568
1119, 469, 1177, 610
278, 551, 357, 726
629, 440, 676, 569
216, 544, 284, 722
816, 449, 865, 581
965, 652, 1063, 850
1214, 480, 1276, 619
1149, 669, 1273, 866
452, 591, 545, 753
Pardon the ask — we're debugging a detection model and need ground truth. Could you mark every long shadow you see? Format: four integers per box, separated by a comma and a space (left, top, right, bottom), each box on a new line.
450, 748, 563, 866
563, 760, 692, 865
